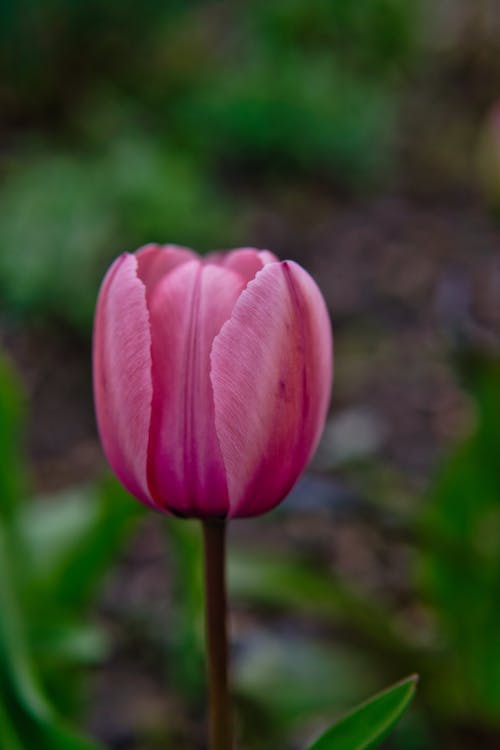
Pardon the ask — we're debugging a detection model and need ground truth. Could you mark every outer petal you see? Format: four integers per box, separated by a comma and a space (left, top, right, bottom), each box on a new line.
211, 260, 332, 518
135, 243, 196, 298
147, 260, 246, 516
93, 254, 157, 509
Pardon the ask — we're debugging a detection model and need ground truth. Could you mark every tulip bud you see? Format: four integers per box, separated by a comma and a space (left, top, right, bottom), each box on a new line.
93, 245, 332, 518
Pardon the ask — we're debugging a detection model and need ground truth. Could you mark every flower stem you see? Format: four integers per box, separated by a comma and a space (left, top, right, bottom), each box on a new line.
202, 519, 233, 750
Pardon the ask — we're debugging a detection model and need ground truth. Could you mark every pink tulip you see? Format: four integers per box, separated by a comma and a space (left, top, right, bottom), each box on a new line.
93, 245, 332, 518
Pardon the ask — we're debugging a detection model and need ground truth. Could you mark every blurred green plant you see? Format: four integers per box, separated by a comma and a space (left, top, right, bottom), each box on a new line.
0, 137, 242, 331
176, 56, 395, 184
164, 518, 205, 704
174, 0, 418, 183
0, 0, 421, 331
0, 0, 174, 122
417, 351, 500, 726
0, 354, 142, 748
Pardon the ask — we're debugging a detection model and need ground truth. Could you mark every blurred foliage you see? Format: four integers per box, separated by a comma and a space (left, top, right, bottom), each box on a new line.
0, 0, 418, 135
164, 518, 205, 704
0, 0, 420, 330
417, 351, 500, 726
0, 349, 25, 521
0, 354, 142, 748
0, 522, 103, 750
0, 137, 241, 330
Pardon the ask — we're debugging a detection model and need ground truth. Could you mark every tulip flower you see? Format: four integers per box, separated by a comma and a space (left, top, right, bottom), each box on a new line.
93, 244, 332, 750
93, 244, 333, 519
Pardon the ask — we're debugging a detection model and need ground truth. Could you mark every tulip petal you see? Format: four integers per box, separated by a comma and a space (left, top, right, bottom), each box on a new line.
147, 261, 246, 516
211, 261, 332, 518
93, 254, 157, 509
135, 243, 196, 297
219, 248, 278, 285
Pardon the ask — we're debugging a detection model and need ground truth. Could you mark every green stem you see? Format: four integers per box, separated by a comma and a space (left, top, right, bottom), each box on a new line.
202, 519, 233, 750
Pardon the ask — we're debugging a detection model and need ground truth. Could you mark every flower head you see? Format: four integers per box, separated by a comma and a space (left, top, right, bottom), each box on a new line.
93, 245, 332, 518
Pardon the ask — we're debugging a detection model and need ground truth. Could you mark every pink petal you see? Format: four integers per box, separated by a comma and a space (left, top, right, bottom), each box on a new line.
93, 254, 157, 509
211, 261, 332, 518
147, 261, 246, 516
219, 248, 278, 285
135, 243, 196, 298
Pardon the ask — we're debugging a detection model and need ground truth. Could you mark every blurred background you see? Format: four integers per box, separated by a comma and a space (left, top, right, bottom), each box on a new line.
0, 1, 500, 749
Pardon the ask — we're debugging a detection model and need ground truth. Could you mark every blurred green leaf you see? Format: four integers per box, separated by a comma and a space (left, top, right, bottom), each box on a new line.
418, 355, 500, 721
0, 137, 243, 331
164, 518, 205, 702
52, 476, 142, 611
0, 700, 24, 750
236, 633, 377, 737
253, 0, 419, 76
307, 675, 417, 750
20, 485, 103, 577
33, 623, 108, 666
21, 476, 142, 615
0, 522, 51, 721
0, 522, 104, 749
178, 56, 395, 185
25, 719, 104, 750
0, 355, 25, 521
229, 551, 412, 659
19, 478, 141, 714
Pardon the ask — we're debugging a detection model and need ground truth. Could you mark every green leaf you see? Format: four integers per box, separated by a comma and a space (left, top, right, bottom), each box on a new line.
0, 522, 52, 721
49, 476, 143, 611
307, 675, 418, 750
20, 485, 103, 578
22, 476, 143, 615
417, 355, 500, 719
0, 522, 104, 750
0, 354, 25, 522
0, 699, 24, 750
164, 518, 205, 701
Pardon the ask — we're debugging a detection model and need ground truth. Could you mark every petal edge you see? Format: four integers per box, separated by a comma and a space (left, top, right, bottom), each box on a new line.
93, 254, 157, 509
211, 260, 332, 518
